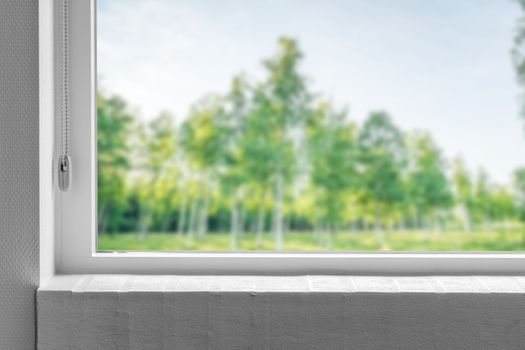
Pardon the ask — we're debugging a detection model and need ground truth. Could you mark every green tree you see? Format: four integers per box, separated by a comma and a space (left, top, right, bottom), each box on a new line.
180, 95, 230, 244
221, 75, 252, 249
97, 94, 133, 234
513, 0, 525, 126
406, 132, 453, 235
473, 168, 493, 230
136, 112, 178, 238
358, 111, 406, 248
491, 185, 515, 231
255, 37, 312, 249
452, 157, 474, 231
513, 168, 525, 222
307, 102, 358, 247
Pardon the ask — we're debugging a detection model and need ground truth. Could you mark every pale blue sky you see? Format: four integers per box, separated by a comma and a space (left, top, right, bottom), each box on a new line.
98, 0, 525, 183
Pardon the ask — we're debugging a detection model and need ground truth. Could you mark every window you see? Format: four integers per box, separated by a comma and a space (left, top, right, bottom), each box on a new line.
48, 0, 525, 274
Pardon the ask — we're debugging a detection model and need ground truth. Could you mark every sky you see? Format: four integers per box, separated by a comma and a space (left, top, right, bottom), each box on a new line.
97, 0, 525, 184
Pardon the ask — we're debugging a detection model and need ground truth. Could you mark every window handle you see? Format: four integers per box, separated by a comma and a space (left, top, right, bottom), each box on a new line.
58, 155, 71, 191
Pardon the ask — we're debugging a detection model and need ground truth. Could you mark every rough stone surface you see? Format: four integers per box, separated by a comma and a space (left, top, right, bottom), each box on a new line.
38, 276, 525, 349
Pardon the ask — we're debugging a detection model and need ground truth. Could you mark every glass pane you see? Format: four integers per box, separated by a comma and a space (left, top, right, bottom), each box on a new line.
97, 0, 525, 251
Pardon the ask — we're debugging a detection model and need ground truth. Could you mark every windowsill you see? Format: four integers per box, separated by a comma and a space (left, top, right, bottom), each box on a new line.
38, 275, 525, 349
39, 275, 525, 293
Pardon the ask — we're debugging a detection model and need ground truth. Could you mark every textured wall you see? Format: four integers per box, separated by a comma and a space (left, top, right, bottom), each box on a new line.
0, 0, 39, 349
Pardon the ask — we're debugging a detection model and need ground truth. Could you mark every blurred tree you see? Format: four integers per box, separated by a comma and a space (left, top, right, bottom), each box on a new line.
221, 75, 251, 249
406, 132, 453, 236
513, 168, 525, 221
513, 0, 525, 128
136, 112, 178, 238
180, 95, 230, 243
473, 168, 493, 230
491, 185, 515, 230
307, 102, 358, 248
97, 94, 133, 234
358, 112, 406, 248
96, 32, 525, 251
452, 157, 474, 231
257, 36, 312, 250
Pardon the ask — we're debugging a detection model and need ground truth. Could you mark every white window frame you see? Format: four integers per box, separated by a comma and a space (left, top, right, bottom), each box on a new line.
40, 0, 525, 275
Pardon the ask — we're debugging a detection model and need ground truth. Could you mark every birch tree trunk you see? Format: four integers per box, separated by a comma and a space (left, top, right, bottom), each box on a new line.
463, 206, 472, 232
273, 169, 284, 250
433, 212, 441, 238
138, 204, 150, 242
231, 194, 239, 250
187, 195, 199, 248
256, 199, 265, 249
197, 177, 210, 239
239, 206, 245, 240
177, 189, 188, 237
327, 224, 334, 249
374, 203, 384, 249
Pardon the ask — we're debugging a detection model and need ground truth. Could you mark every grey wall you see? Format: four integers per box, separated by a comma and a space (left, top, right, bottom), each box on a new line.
0, 0, 39, 349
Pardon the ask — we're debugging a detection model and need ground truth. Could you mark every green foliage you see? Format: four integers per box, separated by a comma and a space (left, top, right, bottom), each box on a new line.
97, 94, 134, 233
180, 96, 230, 171
406, 132, 453, 217
513, 0, 525, 127
258, 37, 311, 182
307, 102, 357, 227
97, 37, 525, 250
358, 112, 406, 221
514, 168, 525, 220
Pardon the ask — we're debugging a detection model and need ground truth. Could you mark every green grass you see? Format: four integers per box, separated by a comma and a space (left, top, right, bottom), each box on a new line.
98, 228, 525, 251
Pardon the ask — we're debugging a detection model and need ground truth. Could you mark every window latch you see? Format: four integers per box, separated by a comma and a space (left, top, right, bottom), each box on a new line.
58, 155, 71, 191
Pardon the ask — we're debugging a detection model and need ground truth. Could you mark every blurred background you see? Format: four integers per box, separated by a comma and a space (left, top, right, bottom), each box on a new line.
96, 0, 525, 251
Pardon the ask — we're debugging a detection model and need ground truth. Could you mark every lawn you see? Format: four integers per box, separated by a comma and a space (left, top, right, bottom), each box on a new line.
98, 228, 525, 251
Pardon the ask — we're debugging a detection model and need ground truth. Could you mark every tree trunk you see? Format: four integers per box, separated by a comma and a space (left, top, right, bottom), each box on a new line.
313, 208, 321, 244
256, 198, 265, 249
273, 169, 284, 250
138, 204, 150, 242
198, 186, 210, 239
374, 203, 384, 249
419, 216, 430, 240
98, 200, 109, 234
239, 206, 245, 240
177, 189, 188, 237
187, 195, 199, 248
433, 211, 441, 237
231, 194, 239, 250
463, 206, 472, 232
160, 189, 176, 232
197, 178, 210, 239
327, 224, 334, 250
160, 212, 171, 233
483, 211, 492, 231
283, 216, 289, 238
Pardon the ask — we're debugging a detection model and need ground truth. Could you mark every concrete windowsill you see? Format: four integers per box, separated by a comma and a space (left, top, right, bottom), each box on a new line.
38, 275, 525, 349
39, 275, 525, 294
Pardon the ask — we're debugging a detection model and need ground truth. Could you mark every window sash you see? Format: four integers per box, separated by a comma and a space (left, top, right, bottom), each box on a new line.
45, 0, 525, 275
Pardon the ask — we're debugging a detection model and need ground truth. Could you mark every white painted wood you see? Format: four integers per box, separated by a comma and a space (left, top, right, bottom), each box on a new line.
39, 0, 56, 284
51, 0, 525, 275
